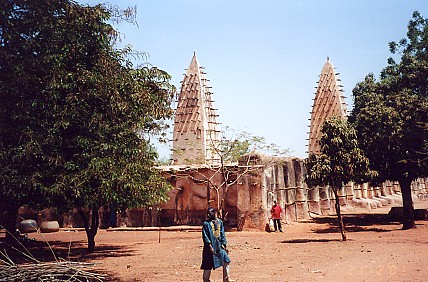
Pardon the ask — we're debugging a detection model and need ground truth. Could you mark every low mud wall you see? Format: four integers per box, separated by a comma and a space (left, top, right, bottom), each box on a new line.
9, 159, 428, 231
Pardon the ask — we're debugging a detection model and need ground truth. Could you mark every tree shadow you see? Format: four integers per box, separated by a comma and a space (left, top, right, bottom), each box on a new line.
308, 213, 401, 234
281, 238, 343, 244
0, 237, 135, 263
313, 225, 392, 234
0, 237, 134, 281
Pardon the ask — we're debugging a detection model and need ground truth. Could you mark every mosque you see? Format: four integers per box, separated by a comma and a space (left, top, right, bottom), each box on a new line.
156, 53, 428, 230
15, 53, 428, 230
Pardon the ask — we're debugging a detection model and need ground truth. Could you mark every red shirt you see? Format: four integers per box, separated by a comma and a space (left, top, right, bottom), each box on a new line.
271, 204, 283, 219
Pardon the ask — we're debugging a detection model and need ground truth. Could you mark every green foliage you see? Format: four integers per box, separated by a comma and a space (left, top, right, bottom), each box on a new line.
0, 0, 174, 227
0, 0, 82, 213
218, 126, 289, 163
304, 117, 371, 241
350, 11, 428, 183
350, 11, 428, 229
217, 128, 250, 163
304, 117, 372, 190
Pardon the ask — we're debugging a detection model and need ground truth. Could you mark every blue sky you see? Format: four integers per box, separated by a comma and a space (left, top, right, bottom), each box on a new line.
78, 0, 428, 159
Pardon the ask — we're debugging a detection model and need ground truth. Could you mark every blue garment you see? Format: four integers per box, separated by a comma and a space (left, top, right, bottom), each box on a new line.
200, 218, 231, 270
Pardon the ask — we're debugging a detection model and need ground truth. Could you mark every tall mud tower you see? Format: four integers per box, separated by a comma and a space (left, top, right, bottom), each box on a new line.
308, 58, 347, 155
172, 53, 220, 165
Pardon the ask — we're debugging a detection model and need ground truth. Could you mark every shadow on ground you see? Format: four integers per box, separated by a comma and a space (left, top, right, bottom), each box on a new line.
0, 238, 134, 263
306, 213, 402, 234
0, 238, 133, 281
281, 238, 343, 244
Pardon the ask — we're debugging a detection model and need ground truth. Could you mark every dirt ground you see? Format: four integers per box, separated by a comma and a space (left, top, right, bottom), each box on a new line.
7, 202, 428, 282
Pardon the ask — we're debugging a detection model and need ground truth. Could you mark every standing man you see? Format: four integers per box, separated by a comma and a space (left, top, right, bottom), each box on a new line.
201, 207, 235, 282
270, 201, 283, 232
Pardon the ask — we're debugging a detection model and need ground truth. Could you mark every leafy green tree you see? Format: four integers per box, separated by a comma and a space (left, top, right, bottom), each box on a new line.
0, 0, 175, 252
0, 0, 71, 242
304, 117, 371, 241
350, 11, 428, 229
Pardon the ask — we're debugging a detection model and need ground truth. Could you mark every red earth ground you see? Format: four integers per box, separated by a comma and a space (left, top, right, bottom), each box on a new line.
4, 202, 428, 282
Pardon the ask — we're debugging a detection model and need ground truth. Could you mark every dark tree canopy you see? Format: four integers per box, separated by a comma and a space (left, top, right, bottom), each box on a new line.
0, 0, 175, 251
350, 11, 428, 229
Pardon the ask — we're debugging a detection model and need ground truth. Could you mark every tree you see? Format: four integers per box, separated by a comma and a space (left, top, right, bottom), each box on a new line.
0, 0, 73, 243
304, 117, 371, 241
350, 11, 428, 229
213, 128, 289, 220
0, 0, 175, 253
172, 127, 289, 221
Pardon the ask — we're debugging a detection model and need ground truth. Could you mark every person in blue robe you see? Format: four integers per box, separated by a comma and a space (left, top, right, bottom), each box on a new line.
201, 207, 235, 282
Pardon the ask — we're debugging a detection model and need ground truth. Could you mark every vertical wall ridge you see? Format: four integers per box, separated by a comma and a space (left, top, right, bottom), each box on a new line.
172, 53, 220, 165
308, 58, 347, 155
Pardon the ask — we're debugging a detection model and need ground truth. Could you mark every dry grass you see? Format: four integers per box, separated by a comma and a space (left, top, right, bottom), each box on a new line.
0, 226, 106, 282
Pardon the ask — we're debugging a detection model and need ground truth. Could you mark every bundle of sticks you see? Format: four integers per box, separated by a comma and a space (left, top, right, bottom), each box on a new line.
0, 260, 106, 282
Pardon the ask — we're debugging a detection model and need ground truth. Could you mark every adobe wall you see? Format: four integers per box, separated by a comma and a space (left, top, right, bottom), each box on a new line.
235, 158, 309, 230
158, 157, 428, 231
157, 157, 313, 230
12, 161, 428, 230
160, 167, 238, 227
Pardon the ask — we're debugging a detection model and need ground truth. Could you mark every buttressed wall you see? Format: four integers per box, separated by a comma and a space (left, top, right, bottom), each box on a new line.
159, 156, 315, 230
160, 165, 238, 226
14, 162, 428, 229
159, 159, 428, 230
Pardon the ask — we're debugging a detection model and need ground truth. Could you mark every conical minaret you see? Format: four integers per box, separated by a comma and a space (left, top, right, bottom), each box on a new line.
172, 53, 220, 165
308, 57, 347, 155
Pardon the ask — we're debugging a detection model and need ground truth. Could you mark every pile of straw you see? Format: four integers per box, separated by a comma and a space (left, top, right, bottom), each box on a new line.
0, 260, 106, 281
0, 225, 106, 281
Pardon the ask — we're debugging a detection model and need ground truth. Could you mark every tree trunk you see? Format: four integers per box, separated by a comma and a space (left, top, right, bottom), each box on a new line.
0, 203, 20, 262
78, 206, 99, 253
219, 162, 228, 221
333, 189, 346, 241
0, 203, 20, 244
399, 177, 415, 230
207, 181, 211, 208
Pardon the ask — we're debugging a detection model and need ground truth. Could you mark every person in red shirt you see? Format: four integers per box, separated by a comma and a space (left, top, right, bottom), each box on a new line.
270, 201, 283, 232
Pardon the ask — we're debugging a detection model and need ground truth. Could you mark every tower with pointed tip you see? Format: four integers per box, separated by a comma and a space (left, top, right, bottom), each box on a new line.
172, 53, 220, 165
308, 58, 347, 155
